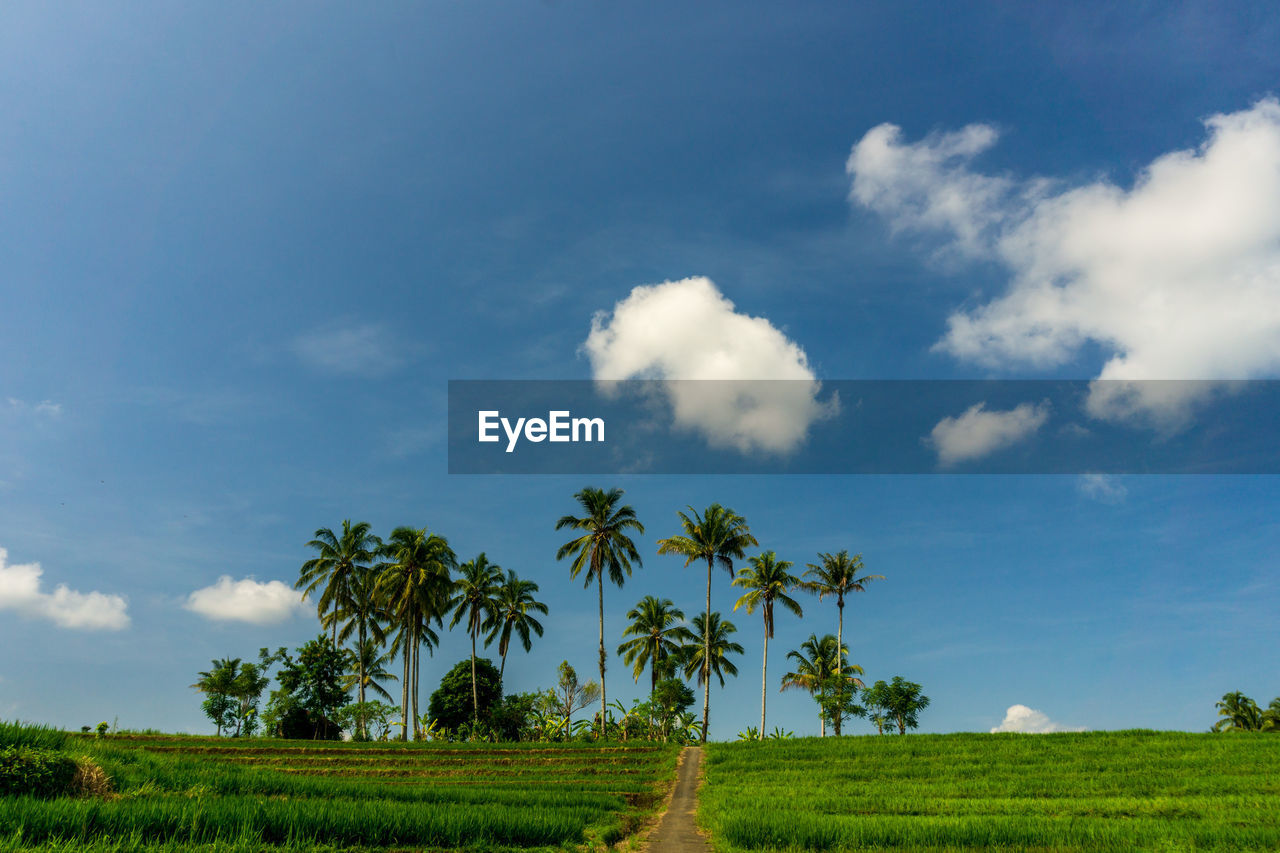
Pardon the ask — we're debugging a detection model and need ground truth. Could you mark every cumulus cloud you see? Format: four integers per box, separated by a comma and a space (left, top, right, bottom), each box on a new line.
0, 547, 129, 630
292, 322, 404, 376
1078, 473, 1128, 504
184, 576, 306, 625
583, 277, 836, 453
848, 99, 1280, 422
991, 704, 1084, 733
928, 401, 1049, 466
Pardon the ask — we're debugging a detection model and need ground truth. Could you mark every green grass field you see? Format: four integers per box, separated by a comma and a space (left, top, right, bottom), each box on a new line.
700, 732, 1280, 852
1, 734, 679, 853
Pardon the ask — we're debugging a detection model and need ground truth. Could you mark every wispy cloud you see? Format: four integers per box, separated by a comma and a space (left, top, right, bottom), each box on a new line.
5, 398, 62, 419
928, 401, 1049, 466
0, 547, 129, 631
991, 704, 1085, 733
184, 576, 306, 625
1078, 473, 1128, 504
849, 98, 1280, 423
292, 322, 405, 377
583, 276, 837, 454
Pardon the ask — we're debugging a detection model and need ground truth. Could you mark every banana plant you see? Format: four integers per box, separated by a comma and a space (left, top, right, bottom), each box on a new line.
416, 715, 441, 742
766, 726, 794, 739
737, 726, 761, 741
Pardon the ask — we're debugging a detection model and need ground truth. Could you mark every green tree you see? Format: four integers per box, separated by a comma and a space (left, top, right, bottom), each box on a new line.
1260, 698, 1280, 732
680, 610, 743, 739
542, 661, 601, 732
781, 634, 862, 737
449, 553, 504, 724
273, 636, 351, 739
863, 676, 929, 734
428, 657, 503, 733
192, 658, 238, 737
733, 551, 804, 736
556, 486, 645, 738
617, 596, 693, 695
192, 649, 280, 737
1213, 691, 1262, 732
377, 526, 456, 740
295, 520, 381, 644
801, 551, 882, 684
485, 570, 548, 681
657, 504, 757, 742
342, 637, 399, 738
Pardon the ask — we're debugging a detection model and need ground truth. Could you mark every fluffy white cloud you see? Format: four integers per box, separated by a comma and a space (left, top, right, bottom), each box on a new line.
1078, 473, 1129, 504
991, 704, 1084, 734
184, 576, 306, 625
0, 547, 130, 630
848, 99, 1280, 422
583, 276, 836, 453
928, 401, 1049, 466
292, 322, 404, 376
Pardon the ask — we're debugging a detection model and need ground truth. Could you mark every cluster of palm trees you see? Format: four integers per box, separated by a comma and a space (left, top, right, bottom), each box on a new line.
295, 522, 546, 740
561, 487, 882, 741
1213, 692, 1280, 732
295, 486, 881, 742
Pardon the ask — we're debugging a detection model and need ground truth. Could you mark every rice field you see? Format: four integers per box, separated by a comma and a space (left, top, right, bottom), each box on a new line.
700, 731, 1280, 852
1, 733, 679, 852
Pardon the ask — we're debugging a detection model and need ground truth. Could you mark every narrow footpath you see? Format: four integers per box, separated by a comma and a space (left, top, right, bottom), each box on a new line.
645, 747, 711, 853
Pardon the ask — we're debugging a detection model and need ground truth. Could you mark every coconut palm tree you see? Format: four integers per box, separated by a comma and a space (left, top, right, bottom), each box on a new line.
801, 551, 882, 680
377, 527, 456, 740
617, 596, 693, 695
342, 637, 399, 703
781, 633, 863, 737
1261, 698, 1280, 732
680, 611, 744, 732
331, 563, 389, 708
448, 553, 503, 724
1213, 691, 1262, 732
485, 569, 548, 680
296, 520, 381, 644
556, 486, 645, 737
732, 551, 803, 737
657, 504, 756, 742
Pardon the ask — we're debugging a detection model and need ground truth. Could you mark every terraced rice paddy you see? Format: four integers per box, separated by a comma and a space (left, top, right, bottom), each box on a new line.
1, 734, 679, 852
700, 731, 1280, 852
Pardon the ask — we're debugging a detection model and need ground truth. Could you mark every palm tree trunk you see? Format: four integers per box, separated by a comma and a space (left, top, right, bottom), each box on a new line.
412, 626, 420, 739
597, 570, 607, 739
702, 557, 712, 743
499, 650, 507, 682
760, 622, 768, 737
834, 596, 845, 737
471, 622, 479, 724
401, 630, 410, 742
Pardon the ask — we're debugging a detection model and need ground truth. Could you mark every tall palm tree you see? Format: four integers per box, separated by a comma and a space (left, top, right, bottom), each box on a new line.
449, 553, 503, 724
781, 633, 863, 737
296, 520, 381, 644
485, 569, 548, 681
331, 563, 389, 708
617, 596, 693, 695
680, 610, 744, 736
732, 551, 803, 736
377, 527, 455, 740
657, 504, 757, 742
556, 486, 645, 736
801, 551, 882, 679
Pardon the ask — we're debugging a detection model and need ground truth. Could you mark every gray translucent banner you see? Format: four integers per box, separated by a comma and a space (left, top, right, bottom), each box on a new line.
447, 380, 1280, 474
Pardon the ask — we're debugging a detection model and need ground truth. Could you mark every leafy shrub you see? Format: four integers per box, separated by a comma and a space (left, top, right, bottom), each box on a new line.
0, 720, 68, 751
0, 746, 78, 797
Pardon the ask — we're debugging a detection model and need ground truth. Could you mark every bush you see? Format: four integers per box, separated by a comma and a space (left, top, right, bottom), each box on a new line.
0, 747, 78, 797
428, 658, 502, 732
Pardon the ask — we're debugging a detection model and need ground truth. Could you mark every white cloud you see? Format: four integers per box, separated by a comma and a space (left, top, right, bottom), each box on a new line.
848, 99, 1280, 422
0, 547, 130, 630
583, 276, 836, 454
5, 398, 62, 418
991, 704, 1084, 734
1077, 473, 1128, 504
928, 401, 1049, 466
184, 576, 306, 625
292, 322, 403, 376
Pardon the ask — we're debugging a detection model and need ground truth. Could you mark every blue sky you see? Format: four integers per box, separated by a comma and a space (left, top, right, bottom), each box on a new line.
2, 1, 1278, 738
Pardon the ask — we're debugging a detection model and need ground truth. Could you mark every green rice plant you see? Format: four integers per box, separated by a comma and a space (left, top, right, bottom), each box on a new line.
0, 749, 79, 798
0, 724, 68, 752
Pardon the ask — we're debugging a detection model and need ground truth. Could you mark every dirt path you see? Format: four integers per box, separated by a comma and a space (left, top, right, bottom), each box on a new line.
644, 746, 711, 853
